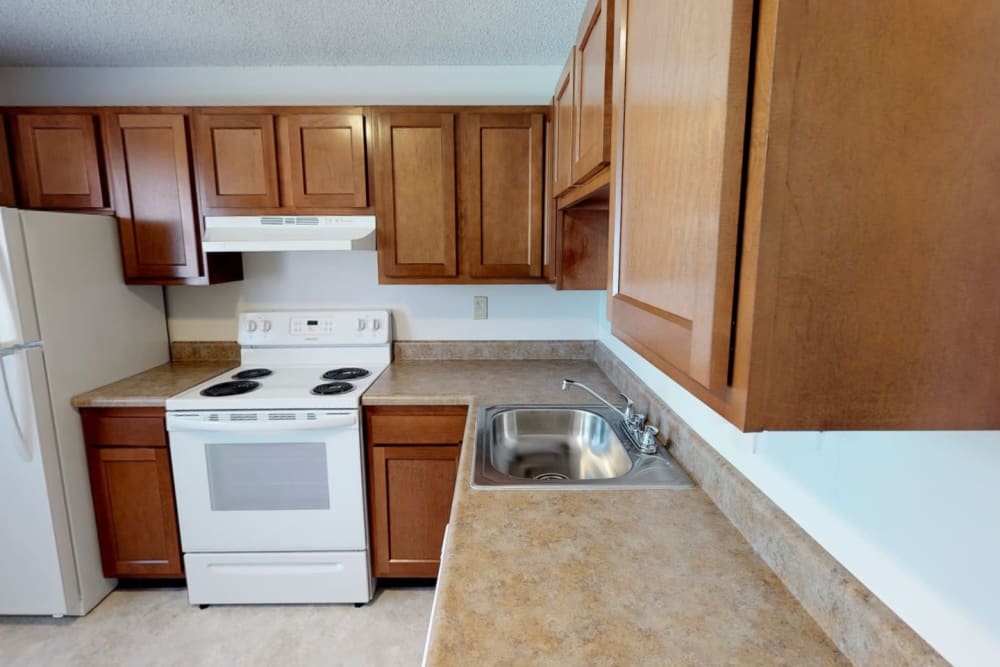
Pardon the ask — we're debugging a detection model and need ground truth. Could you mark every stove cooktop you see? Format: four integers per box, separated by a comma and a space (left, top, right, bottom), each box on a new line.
166, 364, 388, 411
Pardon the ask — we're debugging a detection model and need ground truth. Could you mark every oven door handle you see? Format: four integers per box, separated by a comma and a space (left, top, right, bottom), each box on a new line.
167, 413, 357, 433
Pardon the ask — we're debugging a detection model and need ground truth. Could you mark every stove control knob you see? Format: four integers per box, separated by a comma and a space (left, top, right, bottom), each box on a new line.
372, 319, 381, 331
262, 320, 272, 332
247, 320, 258, 333
357, 318, 366, 331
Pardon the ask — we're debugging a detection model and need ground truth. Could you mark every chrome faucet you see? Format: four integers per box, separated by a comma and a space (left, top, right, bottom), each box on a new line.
561, 379, 660, 455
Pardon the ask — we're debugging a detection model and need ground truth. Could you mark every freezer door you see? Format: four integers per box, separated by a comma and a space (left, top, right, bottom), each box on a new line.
0, 208, 40, 348
0, 346, 79, 615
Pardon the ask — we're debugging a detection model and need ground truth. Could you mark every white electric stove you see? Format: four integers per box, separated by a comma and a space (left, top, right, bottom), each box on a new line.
165, 310, 392, 606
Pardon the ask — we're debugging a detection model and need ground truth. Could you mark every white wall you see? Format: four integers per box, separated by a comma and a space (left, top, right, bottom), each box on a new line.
0, 65, 560, 106
597, 308, 1000, 667
167, 252, 601, 341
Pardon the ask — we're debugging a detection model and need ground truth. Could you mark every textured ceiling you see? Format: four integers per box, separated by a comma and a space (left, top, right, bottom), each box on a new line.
0, 0, 588, 67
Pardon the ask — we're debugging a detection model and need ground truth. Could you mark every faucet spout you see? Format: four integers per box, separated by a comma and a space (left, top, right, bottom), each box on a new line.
561, 379, 630, 421
561, 379, 659, 455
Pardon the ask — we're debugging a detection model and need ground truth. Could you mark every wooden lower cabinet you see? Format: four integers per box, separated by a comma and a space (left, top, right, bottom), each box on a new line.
80, 407, 183, 579
365, 405, 467, 578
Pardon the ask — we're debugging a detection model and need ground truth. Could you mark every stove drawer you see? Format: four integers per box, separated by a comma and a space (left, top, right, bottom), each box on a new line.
184, 551, 372, 605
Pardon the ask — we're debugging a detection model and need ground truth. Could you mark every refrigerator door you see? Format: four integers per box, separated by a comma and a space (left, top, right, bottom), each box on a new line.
0, 208, 41, 348
18, 210, 167, 612
0, 346, 79, 615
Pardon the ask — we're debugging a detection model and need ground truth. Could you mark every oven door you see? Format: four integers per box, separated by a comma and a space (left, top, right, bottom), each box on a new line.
166, 410, 366, 553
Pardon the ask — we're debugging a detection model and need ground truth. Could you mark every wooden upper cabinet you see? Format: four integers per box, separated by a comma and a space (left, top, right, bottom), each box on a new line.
460, 113, 544, 279
194, 113, 279, 210
105, 111, 202, 281
374, 112, 458, 278
609, 0, 752, 390
13, 113, 107, 210
543, 117, 556, 282
277, 112, 368, 208
552, 50, 575, 197
0, 117, 16, 206
572, 0, 614, 184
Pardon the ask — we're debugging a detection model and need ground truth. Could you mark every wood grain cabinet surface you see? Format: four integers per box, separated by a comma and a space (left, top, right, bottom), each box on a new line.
459, 112, 544, 279
606, 0, 1000, 430
552, 50, 576, 197
373, 108, 548, 284
374, 112, 458, 279
609, 0, 751, 391
0, 116, 16, 206
105, 110, 243, 286
80, 408, 183, 579
12, 112, 108, 210
277, 112, 368, 209
194, 112, 280, 212
365, 405, 467, 578
571, 0, 614, 184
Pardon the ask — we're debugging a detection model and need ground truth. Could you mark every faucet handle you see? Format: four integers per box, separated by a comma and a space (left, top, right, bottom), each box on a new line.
637, 425, 660, 454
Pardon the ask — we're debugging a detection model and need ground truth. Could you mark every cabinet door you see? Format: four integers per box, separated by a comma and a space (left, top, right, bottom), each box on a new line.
105, 112, 202, 281
14, 113, 107, 210
0, 117, 16, 206
370, 445, 459, 578
374, 112, 458, 278
459, 112, 544, 279
552, 49, 575, 197
609, 0, 752, 389
278, 112, 368, 208
87, 446, 183, 578
543, 116, 556, 282
572, 0, 614, 183
194, 113, 279, 210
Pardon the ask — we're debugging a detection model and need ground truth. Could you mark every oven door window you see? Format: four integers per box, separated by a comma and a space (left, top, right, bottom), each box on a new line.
206, 441, 330, 511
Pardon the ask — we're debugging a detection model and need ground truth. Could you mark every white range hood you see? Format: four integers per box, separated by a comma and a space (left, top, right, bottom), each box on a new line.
202, 216, 376, 252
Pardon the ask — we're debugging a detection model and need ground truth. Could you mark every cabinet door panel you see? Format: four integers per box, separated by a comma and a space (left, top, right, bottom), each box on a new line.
194, 113, 279, 210
610, 0, 752, 389
106, 112, 202, 280
15, 114, 106, 209
370, 445, 458, 578
279, 113, 367, 208
460, 112, 544, 279
87, 446, 183, 578
572, 0, 614, 183
552, 50, 575, 197
0, 117, 17, 206
375, 113, 458, 278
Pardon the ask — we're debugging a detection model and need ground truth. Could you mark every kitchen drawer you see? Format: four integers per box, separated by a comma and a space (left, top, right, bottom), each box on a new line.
184, 551, 371, 605
80, 408, 167, 447
365, 406, 467, 445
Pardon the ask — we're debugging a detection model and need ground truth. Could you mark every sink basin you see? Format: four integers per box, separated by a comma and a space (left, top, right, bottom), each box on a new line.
472, 405, 694, 489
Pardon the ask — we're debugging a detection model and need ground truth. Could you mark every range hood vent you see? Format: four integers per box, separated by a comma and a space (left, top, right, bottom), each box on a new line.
202, 216, 376, 252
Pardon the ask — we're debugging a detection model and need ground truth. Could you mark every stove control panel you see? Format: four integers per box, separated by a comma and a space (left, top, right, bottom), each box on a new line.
238, 310, 392, 346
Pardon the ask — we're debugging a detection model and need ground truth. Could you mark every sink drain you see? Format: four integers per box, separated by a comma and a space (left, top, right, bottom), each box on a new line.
534, 472, 570, 481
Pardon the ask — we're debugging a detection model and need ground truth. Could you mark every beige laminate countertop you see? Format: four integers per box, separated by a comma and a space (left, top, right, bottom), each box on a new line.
70, 361, 237, 408
364, 360, 847, 666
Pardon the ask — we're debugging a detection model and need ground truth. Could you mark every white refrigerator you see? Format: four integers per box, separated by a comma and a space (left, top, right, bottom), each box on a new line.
0, 208, 170, 616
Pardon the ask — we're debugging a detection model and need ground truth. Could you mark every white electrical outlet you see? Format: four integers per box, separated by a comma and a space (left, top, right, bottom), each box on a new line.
473, 296, 488, 320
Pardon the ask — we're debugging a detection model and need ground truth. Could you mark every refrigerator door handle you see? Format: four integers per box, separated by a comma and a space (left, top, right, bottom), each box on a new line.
0, 352, 32, 462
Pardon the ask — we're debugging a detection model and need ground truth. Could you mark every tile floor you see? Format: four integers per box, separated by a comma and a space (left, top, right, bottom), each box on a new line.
0, 585, 435, 667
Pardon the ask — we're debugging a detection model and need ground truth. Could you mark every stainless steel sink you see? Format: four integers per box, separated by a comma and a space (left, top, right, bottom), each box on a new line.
471, 405, 694, 489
